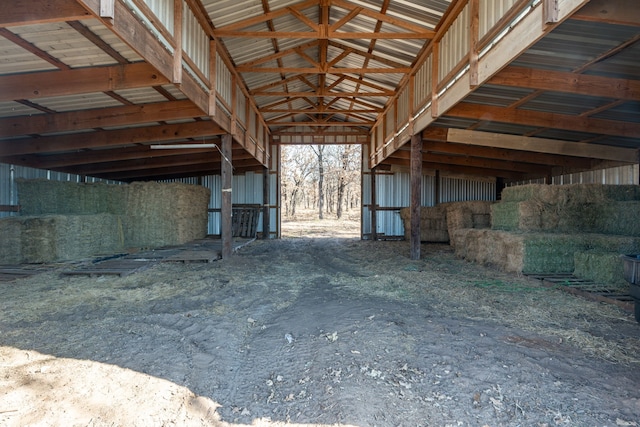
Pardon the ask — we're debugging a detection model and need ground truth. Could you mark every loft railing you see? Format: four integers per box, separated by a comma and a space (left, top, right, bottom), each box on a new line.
120, 0, 269, 165
370, 0, 543, 167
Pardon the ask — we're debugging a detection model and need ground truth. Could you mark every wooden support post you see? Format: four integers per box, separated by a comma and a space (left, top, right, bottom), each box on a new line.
221, 134, 233, 259
371, 166, 377, 241
410, 134, 422, 260
172, 0, 183, 85
262, 166, 270, 239
469, 0, 479, 88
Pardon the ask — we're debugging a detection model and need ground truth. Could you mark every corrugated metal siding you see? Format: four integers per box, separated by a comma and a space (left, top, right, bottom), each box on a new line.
361, 164, 498, 238
182, 1, 209, 78
142, 0, 174, 33
479, 0, 519, 39
510, 165, 639, 186
438, 2, 469, 83
439, 176, 496, 202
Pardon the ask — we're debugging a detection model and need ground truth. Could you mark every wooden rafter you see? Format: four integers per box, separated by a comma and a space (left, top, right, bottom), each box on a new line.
0, 0, 91, 27
446, 102, 640, 139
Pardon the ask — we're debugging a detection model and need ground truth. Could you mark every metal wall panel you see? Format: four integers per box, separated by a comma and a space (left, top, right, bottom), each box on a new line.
182, 1, 209, 78
216, 52, 233, 107
439, 3, 469, 82
440, 176, 496, 203
143, 0, 174, 33
479, 0, 519, 39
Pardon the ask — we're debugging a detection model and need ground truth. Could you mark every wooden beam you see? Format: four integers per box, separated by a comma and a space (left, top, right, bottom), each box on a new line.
391, 149, 553, 175
383, 157, 527, 180
0, 120, 224, 156
420, 136, 595, 168
0, 0, 91, 27
489, 66, 640, 101
423, 127, 637, 163
2, 144, 218, 169
214, 30, 433, 40
0, 100, 202, 139
252, 91, 393, 97
446, 102, 640, 139
266, 121, 374, 127
221, 134, 233, 259
0, 63, 168, 102
571, 0, 640, 26
76, 0, 209, 114
410, 134, 421, 260
236, 66, 410, 74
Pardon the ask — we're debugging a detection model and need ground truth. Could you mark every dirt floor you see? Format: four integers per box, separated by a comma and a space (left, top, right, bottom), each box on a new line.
1, 213, 640, 427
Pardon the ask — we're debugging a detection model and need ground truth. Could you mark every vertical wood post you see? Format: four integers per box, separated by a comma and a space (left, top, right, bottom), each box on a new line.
172, 0, 183, 84
410, 134, 422, 260
221, 134, 233, 259
262, 166, 270, 239
371, 166, 377, 241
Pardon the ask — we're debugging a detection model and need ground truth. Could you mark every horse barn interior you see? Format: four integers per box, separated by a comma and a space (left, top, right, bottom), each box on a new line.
1, 2, 640, 280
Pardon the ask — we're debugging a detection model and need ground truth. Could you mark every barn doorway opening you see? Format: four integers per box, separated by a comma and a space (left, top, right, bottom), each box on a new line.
280, 144, 362, 239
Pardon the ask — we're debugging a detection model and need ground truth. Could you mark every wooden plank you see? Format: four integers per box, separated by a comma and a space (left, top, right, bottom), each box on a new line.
0, 63, 169, 103
489, 66, 640, 101
440, 127, 638, 163
0, 0, 91, 27
0, 100, 202, 139
0, 120, 224, 157
164, 250, 220, 263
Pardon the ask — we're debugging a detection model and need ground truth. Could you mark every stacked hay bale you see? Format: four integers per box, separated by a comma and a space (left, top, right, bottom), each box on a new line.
451, 184, 640, 282
399, 200, 493, 243
0, 180, 209, 263
124, 182, 209, 248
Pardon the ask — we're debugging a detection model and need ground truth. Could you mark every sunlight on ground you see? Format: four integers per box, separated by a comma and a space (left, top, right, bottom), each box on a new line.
0, 346, 359, 427
281, 208, 360, 239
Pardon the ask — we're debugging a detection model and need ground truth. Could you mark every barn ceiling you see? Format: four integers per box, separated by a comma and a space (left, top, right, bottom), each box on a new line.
0, 0, 638, 182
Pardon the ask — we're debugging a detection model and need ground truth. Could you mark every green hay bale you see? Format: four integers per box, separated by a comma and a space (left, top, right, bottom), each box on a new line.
16, 179, 126, 215
124, 182, 209, 248
53, 214, 124, 261
13, 214, 124, 263
502, 184, 640, 204
0, 217, 23, 264
491, 202, 520, 231
521, 233, 587, 274
20, 216, 58, 263
574, 251, 627, 285
598, 202, 640, 237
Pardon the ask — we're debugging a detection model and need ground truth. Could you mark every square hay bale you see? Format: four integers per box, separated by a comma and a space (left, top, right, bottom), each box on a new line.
451, 229, 525, 272
399, 206, 449, 242
17, 179, 125, 215
445, 201, 493, 247
491, 202, 520, 231
124, 182, 210, 248
501, 184, 640, 204
53, 214, 125, 261
521, 234, 587, 274
6, 214, 124, 263
573, 251, 627, 285
0, 217, 23, 264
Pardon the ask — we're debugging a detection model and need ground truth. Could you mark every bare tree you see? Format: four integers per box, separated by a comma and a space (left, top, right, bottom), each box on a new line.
311, 145, 325, 219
